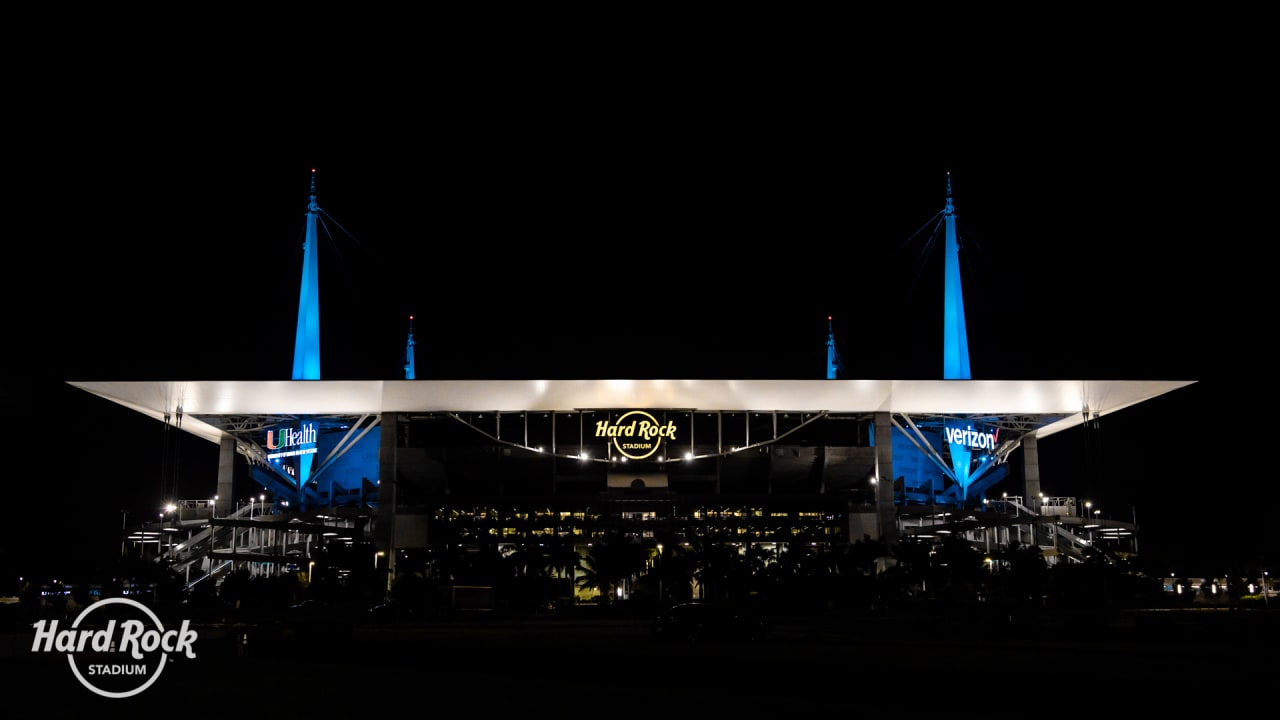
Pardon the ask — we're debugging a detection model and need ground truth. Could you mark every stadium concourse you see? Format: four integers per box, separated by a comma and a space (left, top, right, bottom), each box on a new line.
70, 375, 1189, 602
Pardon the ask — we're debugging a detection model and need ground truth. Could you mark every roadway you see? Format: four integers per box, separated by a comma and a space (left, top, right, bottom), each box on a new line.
4, 609, 1275, 716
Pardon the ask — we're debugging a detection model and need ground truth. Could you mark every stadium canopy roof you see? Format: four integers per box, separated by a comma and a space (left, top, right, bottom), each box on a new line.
68, 378, 1196, 447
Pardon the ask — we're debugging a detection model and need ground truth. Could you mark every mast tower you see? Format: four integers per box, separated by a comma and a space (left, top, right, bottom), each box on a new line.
292, 169, 322, 381
404, 315, 416, 380
941, 171, 971, 380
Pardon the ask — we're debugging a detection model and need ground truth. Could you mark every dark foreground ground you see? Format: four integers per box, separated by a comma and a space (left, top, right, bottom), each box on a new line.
4, 607, 1276, 718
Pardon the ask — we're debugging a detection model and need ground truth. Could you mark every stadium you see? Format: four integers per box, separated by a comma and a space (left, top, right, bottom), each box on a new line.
68, 171, 1193, 610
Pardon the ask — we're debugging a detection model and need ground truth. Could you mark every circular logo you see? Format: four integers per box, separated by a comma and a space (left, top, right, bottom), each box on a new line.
65, 597, 170, 699
610, 410, 671, 461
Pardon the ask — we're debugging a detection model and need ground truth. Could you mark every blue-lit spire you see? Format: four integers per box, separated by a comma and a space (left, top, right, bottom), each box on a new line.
403, 315, 416, 380
825, 316, 843, 379
940, 173, 975, 500
941, 172, 971, 380
292, 169, 322, 380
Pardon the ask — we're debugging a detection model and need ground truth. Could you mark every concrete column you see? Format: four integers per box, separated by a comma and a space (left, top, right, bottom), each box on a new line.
874, 412, 899, 544
1022, 435, 1041, 506
377, 412, 398, 587
217, 434, 235, 517
1021, 434, 1042, 546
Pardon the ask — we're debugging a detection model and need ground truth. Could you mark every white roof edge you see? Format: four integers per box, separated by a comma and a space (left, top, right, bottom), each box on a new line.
67, 379, 1198, 445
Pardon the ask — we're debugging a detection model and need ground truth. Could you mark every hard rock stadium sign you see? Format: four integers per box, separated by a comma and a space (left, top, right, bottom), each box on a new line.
594, 410, 677, 461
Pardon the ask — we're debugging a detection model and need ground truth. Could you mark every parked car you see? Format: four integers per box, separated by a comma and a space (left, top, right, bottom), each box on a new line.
650, 601, 765, 642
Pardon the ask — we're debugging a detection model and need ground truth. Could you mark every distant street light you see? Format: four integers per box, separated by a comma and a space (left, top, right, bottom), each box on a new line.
871, 476, 882, 538
656, 544, 664, 606
160, 510, 171, 557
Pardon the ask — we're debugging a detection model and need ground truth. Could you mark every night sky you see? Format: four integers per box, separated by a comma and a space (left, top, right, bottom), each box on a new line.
0, 104, 1251, 586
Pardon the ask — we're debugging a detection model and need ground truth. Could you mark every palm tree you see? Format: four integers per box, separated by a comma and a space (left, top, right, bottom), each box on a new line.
507, 544, 548, 579
934, 535, 987, 603
653, 543, 697, 605
879, 536, 934, 604
505, 544, 550, 611
996, 540, 1047, 605
693, 542, 752, 602
576, 537, 649, 604
743, 544, 773, 584
543, 539, 583, 604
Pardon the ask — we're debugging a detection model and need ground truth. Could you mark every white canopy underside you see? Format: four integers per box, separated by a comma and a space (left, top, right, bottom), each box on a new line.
68, 379, 1196, 448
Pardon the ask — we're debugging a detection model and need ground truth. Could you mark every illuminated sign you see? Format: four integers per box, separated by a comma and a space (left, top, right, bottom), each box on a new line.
594, 410, 676, 461
31, 597, 198, 699
266, 422, 318, 460
943, 422, 999, 451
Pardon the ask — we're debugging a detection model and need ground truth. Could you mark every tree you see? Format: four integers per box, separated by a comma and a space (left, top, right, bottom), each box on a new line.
692, 542, 753, 603
543, 539, 583, 603
653, 543, 697, 605
576, 537, 649, 604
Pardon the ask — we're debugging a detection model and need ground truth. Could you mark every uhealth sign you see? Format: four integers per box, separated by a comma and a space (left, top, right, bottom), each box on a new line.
266, 421, 318, 460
